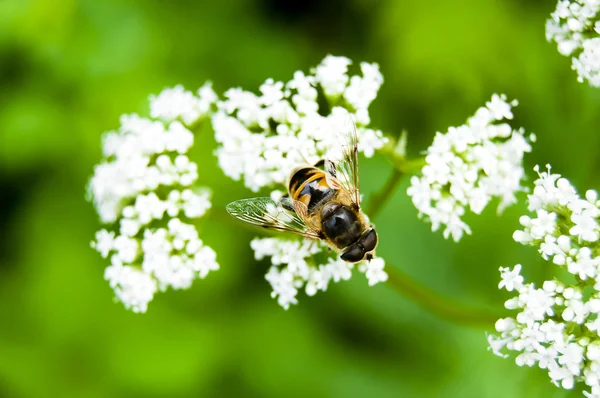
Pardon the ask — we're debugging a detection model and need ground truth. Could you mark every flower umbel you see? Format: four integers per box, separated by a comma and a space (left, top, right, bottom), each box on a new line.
213, 55, 388, 192
489, 165, 600, 396
88, 85, 219, 313
407, 94, 534, 242
215, 55, 388, 307
546, 0, 600, 86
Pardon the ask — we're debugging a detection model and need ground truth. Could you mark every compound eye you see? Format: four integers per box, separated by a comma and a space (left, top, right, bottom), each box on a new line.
341, 245, 365, 263
361, 229, 378, 252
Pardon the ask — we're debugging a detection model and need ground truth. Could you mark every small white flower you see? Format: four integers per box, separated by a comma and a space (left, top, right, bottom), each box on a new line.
287, 71, 318, 114
499, 264, 524, 292
181, 188, 212, 218
92, 230, 115, 258
530, 209, 557, 239
537, 345, 559, 370
113, 235, 139, 263
571, 211, 600, 242
562, 297, 588, 324
305, 269, 329, 297
407, 94, 533, 241
326, 257, 354, 282
568, 247, 600, 279
361, 257, 389, 286
259, 78, 285, 105
513, 229, 534, 244
488, 334, 511, 358
486, 93, 516, 120
558, 343, 585, 376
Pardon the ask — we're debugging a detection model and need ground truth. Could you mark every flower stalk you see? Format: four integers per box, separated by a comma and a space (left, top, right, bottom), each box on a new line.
365, 133, 426, 219
365, 148, 505, 328
365, 168, 403, 219
386, 266, 500, 328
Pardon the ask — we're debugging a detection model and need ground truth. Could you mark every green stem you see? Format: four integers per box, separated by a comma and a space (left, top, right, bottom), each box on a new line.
217, 205, 502, 328
386, 266, 502, 328
365, 168, 403, 219
377, 139, 427, 174
364, 156, 425, 220
365, 145, 501, 328
364, 137, 426, 220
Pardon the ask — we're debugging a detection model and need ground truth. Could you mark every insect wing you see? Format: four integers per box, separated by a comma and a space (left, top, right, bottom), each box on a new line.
226, 197, 321, 240
326, 114, 360, 206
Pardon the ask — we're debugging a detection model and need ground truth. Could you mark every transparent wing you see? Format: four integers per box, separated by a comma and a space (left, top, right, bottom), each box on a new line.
226, 197, 322, 240
325, 114, 360, 207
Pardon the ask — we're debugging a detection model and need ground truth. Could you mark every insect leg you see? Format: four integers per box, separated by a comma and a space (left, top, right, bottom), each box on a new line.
279, 195, 296, 213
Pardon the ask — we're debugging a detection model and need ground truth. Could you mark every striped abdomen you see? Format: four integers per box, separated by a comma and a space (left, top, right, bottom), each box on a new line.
288, 167, 336, 212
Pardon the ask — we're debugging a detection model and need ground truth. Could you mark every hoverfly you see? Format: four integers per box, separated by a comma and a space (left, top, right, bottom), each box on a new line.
226, 117, 378, 263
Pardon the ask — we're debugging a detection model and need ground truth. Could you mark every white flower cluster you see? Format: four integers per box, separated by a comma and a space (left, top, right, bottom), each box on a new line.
252, 238, 388, 309
213, 56, 389, 308
407, 94, 534, 242
546, 0, 600, 86
489, 165, 600, 396
88, 85, 219, 313
213, 55, 388, 192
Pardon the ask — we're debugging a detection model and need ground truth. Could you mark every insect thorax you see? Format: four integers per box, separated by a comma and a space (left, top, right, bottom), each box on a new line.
320, 202, 365, 250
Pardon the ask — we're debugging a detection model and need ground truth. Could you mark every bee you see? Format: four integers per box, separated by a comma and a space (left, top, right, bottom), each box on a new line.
226, 117, 378, 263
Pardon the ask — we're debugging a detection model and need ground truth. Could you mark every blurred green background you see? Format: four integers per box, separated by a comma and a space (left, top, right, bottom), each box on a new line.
1, 0, 599, 397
